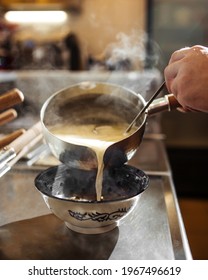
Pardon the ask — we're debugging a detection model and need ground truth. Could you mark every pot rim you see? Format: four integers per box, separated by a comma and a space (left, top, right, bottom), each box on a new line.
40, 81, 148, 147
34, 164, 149, 204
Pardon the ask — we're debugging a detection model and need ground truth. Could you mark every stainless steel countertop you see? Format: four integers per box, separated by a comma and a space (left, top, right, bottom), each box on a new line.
0, 138, 192, 260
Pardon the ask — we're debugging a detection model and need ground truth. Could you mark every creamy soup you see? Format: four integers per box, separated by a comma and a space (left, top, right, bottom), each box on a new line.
50, 123, 137, 201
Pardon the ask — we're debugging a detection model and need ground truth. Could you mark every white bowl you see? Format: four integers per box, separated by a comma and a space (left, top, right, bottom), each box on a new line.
35, 164, 149, 234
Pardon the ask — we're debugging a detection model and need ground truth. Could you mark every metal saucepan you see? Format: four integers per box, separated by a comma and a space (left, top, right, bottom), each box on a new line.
40, 82, 180, 170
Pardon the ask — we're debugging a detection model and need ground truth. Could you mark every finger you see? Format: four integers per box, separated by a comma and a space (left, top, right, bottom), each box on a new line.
164, 62, 179, 80
167, 79, 194, 111
164, 62, 179, 93
184, 106, 202, 112
169, 47, 190, 64
168, 78, 179, 99
176, 106, 199, 113
177, 107, 190, 113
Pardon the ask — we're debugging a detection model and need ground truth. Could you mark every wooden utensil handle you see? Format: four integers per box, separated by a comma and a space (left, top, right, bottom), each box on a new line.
8, 122, 42, 153
0, 109, 17, 126
0, 88, 24, 111
166, 94, 181, 110
0, 129, 26, 149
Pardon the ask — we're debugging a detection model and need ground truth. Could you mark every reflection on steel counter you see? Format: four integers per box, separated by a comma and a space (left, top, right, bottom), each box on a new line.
0, 214, 119, 260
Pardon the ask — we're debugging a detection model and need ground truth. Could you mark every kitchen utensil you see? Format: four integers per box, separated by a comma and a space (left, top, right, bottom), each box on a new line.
0, 109, 17, 126
125, 81, 166, 133
0, 121, 42, 168
0, 133, 43, 178
35, 164, 149, 234
25, 143, 48, 160
0, 88, 24, 111
0, 128, 25, 149
27, 143, 51, 166
41, 82, 181, 170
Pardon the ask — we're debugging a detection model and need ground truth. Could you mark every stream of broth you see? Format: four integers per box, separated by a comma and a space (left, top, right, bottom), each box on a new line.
50, 123, 137, 201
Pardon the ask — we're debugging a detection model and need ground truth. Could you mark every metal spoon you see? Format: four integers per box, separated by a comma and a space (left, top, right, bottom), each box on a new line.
125, 81, 166, 133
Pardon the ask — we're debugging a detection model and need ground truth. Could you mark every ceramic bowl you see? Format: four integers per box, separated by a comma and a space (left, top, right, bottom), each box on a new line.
34, 164, 149, 234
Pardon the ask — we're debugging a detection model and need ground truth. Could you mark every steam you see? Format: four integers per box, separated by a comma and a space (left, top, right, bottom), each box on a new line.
104, 30, 161, 71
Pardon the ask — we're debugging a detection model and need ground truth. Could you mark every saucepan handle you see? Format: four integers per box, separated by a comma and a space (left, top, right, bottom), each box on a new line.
147, 94, 181, 115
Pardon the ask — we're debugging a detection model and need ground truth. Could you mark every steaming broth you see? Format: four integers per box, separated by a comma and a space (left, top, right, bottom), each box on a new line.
50, 123, 137, 201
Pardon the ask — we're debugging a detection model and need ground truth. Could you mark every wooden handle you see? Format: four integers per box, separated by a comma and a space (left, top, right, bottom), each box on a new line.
0, 109, 18, 126
166, 94, 181, 110
0, 129, 26, 149
0, 88, 24, 111
148, 93, 181, 115
7, 122, 42, 154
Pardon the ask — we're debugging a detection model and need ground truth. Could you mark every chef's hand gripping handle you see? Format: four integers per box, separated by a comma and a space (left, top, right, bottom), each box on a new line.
148, 94, 181, 115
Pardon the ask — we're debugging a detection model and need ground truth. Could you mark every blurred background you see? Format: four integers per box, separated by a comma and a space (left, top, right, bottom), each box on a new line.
0, 0, 208, 259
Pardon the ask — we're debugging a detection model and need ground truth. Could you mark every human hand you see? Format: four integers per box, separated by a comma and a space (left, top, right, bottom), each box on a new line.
164, 45, 208, 113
